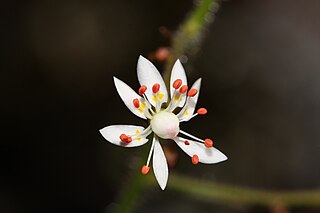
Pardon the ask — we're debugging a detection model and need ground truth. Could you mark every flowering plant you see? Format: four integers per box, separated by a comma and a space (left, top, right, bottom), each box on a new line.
100, 56, 227, 190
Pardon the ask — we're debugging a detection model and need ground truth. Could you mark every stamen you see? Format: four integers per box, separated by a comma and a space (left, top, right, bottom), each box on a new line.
192, 154, 199, 165
179, 85, 188, 94
133, 98, 140, 108
204, 138, 214, 148
184, 140, 190, 145
143, 109, 153, 120
129, 125, 152, 140
139, 85, 147, 95
141, 165, 150, 175
142, 94, 155, 115
187, 89, 198, 97
173, 79, 182, 89
179, 130, 205, 143
165, 90, 180, 112
135, 98, 153, 119
177, 90, 199, 119
145, 136, 156, 168
176, 97, 189, 118
152, 83, 160, 93
197, 108, 207, 115
151, 83, 161, 113
182, 113, 196, 121
180, 107, 208, 121
166, 83, 187, 112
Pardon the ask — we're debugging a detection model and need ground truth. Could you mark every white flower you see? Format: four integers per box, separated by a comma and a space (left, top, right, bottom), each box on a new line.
100, 56, 227, 190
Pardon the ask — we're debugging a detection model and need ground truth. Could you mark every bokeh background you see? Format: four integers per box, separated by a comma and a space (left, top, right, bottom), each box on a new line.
1, 0, 320, 212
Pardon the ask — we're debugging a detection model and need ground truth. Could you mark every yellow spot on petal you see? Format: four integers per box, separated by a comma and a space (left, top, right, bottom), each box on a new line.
138, 109, 143, 113
184, 110, 189, 116
179, 97, 182, 102
137, 137, 141, 142
174, 94, 180, 101
152, 96, 157, 102
135, 130, 140, 134
140, 102, 146, 109
158, 93, 164, 100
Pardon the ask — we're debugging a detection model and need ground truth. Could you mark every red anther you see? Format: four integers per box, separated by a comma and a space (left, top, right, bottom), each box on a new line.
126, 137, 132, 143
138, 85, 147, 95
141, 165, 150, 175
179, 85, 188, 94
184, 140, 190, 145
173, 79, 182, 89
204, 138, 214, 148
120, 134, 128, 142
119, 134, 132, 143
188, 89, 198, 97
197, 108, 207, 115
192, 154, 199, 165
152, 83, 160, 93
133, 98, 140, 108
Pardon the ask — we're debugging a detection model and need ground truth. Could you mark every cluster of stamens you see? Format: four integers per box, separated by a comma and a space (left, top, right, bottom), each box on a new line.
118, 78, 216, 173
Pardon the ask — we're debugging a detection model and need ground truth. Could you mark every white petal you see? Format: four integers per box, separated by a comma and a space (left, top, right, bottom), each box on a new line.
99, 125, 148, 147
137, 55, 168, 106
113, 77, 147, 119
179, 78, 201, 121
152, 136, 168, 190
173, 137, 227, 164
170, 59, 188, 107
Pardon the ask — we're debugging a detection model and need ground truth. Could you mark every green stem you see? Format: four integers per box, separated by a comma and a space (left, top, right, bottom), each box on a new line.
146, 174, 320, 208
163, 0, 218, 84
115, 169, 147, 213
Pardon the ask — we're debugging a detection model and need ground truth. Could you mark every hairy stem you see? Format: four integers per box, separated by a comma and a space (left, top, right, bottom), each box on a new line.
163, 0, 219, 84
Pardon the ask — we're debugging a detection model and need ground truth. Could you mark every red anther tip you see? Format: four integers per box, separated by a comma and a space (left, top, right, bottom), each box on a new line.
192, 155, 199, 165
152, 83, 160, 93
138, 85, 147, 95
179, 85, 188, 94
197, 108, 207, 115
120, 134, 128, 142
173, 79, 182, 89
133, 98, 140, 108
120, 134, 132, 143
184, 140, 190, 145
126, 137, 132, 143
188, 89, 198, 97
141, 165, 150, 175
204, 138, 214, 148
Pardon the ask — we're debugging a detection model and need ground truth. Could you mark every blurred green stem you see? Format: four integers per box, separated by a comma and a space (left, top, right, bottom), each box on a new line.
115, 170, 147, 213
163, 0, 218, 84
146, 174, 320, 208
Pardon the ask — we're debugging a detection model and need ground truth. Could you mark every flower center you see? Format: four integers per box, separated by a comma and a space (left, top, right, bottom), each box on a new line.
150, 111, 180, 139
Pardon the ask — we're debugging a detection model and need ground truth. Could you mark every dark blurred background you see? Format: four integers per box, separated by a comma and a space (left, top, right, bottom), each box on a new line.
1, 0, 320, 212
